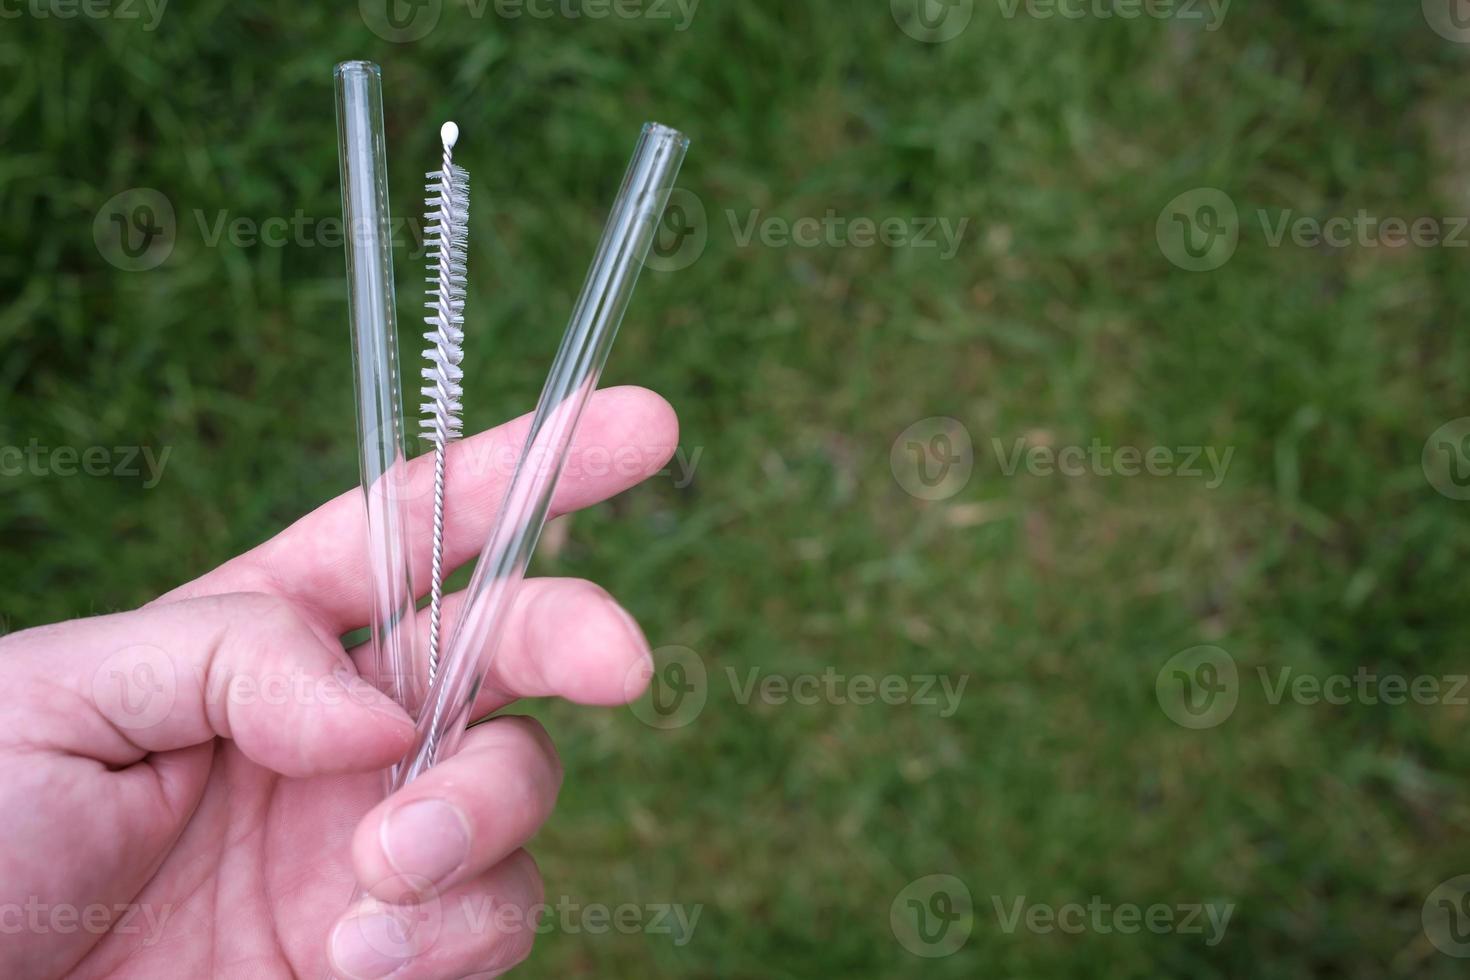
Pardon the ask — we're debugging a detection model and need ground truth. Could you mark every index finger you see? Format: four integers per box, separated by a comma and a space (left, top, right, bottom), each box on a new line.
155, 386, 679, 634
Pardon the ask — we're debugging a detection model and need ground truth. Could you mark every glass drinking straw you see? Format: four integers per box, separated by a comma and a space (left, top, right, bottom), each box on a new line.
400, 121, 690, 787
334, 61, 424, 719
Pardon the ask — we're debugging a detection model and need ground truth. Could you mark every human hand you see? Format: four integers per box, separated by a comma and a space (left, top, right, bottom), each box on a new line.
0, 387, 677, 979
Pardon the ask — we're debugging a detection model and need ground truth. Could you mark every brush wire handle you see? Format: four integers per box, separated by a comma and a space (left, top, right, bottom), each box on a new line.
420, 122, 469, 685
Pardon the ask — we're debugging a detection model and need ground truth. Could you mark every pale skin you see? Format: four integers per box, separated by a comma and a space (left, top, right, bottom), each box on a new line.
0, 387, 677, 979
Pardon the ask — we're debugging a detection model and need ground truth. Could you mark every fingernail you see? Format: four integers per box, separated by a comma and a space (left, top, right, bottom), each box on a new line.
330, 913, 413, 979
381, 799, 470, 888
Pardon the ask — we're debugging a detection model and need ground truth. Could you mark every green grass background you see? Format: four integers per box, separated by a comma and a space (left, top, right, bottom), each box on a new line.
5, 1, 1470, 976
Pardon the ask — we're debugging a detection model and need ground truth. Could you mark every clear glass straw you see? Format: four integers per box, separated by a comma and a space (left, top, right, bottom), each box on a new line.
398, 121, 690, 788
334, 61, 423, 718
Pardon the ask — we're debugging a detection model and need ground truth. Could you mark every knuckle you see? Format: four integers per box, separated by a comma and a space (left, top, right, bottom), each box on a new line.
226, 592, 314, 655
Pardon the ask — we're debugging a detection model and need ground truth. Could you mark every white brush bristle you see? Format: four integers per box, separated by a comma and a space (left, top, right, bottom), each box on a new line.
421, 161, 470, 448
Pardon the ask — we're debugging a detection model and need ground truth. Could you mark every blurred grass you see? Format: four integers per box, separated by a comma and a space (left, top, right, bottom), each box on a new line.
5, 1, 1470, 976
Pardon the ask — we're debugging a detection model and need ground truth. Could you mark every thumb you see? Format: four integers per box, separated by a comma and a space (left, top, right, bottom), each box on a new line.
14, 592, 413, 778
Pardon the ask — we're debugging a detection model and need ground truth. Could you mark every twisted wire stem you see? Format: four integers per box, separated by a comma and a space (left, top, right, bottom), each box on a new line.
430, 446, 447, 683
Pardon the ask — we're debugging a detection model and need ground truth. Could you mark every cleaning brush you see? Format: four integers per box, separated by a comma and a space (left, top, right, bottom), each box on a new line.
421, 120, 469, 685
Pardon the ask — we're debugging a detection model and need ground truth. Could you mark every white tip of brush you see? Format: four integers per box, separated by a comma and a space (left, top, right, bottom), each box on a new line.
441, 121, 459, 149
